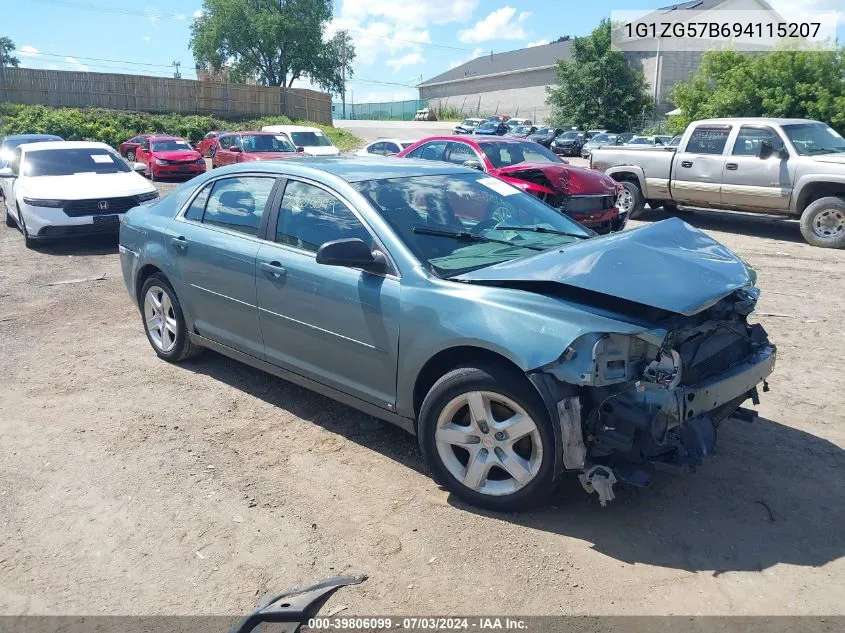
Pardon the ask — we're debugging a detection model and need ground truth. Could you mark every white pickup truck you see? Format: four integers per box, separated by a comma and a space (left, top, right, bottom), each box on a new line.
590, 118, 845, 248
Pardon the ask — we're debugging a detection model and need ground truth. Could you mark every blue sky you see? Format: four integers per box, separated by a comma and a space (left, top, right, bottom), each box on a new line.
7, 0, 845, 103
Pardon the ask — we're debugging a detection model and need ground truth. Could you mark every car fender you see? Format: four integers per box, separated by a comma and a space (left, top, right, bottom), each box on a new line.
792, 173, 845, 214
604, 165, 648, 197
497, 175, 556, 197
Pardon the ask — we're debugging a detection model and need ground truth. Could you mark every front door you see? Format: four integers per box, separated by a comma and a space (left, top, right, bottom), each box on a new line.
171, 174, 278, 358
255, 178, 400, 409
720, 125, 794, 212
671, 124, 732, 207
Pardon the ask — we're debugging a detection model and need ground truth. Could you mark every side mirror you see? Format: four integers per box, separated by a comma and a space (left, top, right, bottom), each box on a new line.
230, 146, 242, 153
757, 140, 774, 160
462, 159, 484, 171
132, 162, 147, 173
296, 146, 305, 153
316, 238, 387, 272
0, 166, 13, 178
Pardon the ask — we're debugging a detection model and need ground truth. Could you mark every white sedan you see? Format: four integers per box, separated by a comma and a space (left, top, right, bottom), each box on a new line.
0, 141, 159, 248
354, 139, 417, 157
260, 125, 341, 156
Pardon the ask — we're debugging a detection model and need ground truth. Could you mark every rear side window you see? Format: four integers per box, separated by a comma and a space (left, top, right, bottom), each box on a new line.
686, 127, 731, 155
199, 177, 276, 236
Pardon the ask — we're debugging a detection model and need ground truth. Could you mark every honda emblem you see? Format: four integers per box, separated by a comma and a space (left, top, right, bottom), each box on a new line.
98, 201, 109, 211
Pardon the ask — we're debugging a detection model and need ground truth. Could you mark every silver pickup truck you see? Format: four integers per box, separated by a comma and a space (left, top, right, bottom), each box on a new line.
590, 118, 845, 248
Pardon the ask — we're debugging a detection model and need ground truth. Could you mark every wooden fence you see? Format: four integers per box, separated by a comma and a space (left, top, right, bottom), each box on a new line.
0, 68, 333, 124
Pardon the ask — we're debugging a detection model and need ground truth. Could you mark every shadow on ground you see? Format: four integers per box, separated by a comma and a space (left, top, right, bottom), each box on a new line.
184, 351, 845, 575
638, 207, 804, 244
29, 234, 119, 257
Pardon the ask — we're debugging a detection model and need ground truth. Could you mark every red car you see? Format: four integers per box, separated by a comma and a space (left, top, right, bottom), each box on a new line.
211, 131, 304, 168
135, 136, 206, 182
196, 131, 223, 157
396, 136, 625, 233
118, 134, 153, 161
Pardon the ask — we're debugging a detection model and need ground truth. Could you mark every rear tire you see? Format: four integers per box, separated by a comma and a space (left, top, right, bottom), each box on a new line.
139, 274, 204, 362
800, 197, 845, 249
617, 180, 645, 219
418, 363, 557, 511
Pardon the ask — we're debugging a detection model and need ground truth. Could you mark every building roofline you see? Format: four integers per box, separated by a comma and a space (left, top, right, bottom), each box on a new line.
418, 64, 557, 89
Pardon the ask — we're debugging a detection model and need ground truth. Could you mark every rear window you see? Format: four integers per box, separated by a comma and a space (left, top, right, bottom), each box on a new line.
685, 127, 731, 154
22, 148, 130, 176
290, 132, 333, 147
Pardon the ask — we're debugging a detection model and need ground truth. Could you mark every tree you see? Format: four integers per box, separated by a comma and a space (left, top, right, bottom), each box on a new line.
0, 36, 20, 68
190, 0, 354, 92
546, 19, 652, 131
671, 46, 845, 135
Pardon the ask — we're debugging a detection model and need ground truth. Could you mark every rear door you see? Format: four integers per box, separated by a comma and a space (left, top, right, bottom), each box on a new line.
255, 177, 401, 408
135, 138, 151, 167
215, 135, 235, 166
171, 174, 279, 358
670, 124, 732, 206
720, 125, 794, 212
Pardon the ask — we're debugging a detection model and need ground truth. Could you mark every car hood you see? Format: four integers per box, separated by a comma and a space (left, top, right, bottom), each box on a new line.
241, 152, 303, 160
454, 218, 755, 316
153, 149, 202, 161
302, 145, 340, 156
20, 172, 156, 200
494, 162, 621, 196
810, 153, 845, 164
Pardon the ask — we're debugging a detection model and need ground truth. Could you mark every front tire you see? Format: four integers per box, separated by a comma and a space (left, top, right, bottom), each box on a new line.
16, 204, 36, 249
140, 274, 203, 362
616, 181, 645, 219
800, 197, 845, 248
127, 149, 136, 162
4, 206, 15, 227
418, 363, 557, 511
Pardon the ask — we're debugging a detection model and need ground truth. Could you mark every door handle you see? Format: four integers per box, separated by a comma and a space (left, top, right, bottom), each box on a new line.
725, 162, 738, 170
260, 261, 287, 279
171, 236, 188, 252
680, 160, 693, 168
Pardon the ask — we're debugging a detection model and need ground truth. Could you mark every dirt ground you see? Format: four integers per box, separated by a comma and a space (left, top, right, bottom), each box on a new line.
1, 174, 844, 617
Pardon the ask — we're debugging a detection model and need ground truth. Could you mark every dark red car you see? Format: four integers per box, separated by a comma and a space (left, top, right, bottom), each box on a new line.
118, 134, 153, 161
135, 136, 206, 181
396, 136, 625, 233
196, 131, 223, 157
211, 131, 304, 168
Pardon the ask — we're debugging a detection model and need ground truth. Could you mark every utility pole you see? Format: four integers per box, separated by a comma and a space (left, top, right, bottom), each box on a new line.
341, 31, 347, 119
172, 60, 181, 79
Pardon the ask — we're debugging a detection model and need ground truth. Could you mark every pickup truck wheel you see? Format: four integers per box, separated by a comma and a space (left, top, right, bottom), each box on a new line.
800, 197, 845, 248
617, 181, 645, 219
418, 363, 557, 512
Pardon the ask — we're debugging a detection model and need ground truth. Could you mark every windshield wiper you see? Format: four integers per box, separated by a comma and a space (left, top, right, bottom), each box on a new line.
413, 226, 545, 250
493, 225, 589, 239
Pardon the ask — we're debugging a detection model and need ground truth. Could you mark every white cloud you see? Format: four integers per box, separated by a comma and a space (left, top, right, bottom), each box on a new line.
386, 51, 425, 72
145, 6, 160, 24
193, 8, 204, 19
143, 36, 152, 43
339, 0, 478, 29
447, 47, 485, 69
64, 56, 89, 72
19, 45, 40, 57
172, 13, 186, 21
526, 38, 549, 48
327, 17, 432, 66
768, 0, 845, 26
458, 7, 531, 43
357, 89, 415, 102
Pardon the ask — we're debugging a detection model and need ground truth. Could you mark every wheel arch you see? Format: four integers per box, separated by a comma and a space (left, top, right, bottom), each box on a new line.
135, 263, 166, 308
605, 167, 646, 196
794, 179, 845, 215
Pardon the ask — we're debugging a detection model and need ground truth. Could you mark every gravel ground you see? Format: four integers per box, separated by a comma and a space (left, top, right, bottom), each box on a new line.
1, 170, 843, 617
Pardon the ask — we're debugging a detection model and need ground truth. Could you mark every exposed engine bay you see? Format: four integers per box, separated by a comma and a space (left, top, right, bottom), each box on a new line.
536, 287, 776, 505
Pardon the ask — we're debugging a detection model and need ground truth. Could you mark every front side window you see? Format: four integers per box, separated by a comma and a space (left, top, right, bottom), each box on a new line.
407, 141, 448, 162
201, 176, 276, 236
275, 180, 372, 252
446, 142, 480, 166
141, 140, 150, 150
218, 136, 233, 150
685, 127, 731, 154
22, 148, 130, 176
353, 174, 590, 278
782, 122, 845, 155
479, 141, 562, 168
368, 142, 386, 155
732, 127, 784, 156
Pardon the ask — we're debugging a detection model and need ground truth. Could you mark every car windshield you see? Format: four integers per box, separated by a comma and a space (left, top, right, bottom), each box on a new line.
151, 140, 192, 151
627, 137, 651, 144
290, 131, 333, 147
353, 173, 590, 278
22, 148, 130, 176
461, 119, 480, 126
533, 128, 551, 135
782, 122, 845, 155
478, 123, 498, 131
479, 141, 561, 168
510, 126, 531, 134
241, 134, 297, 153
590, 134, 611, 143
559, 132, 580, 140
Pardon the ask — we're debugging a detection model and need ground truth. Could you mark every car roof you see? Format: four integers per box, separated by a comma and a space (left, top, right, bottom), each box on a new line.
692, 117, 820, 125
20, 140, 110, 152
263, 125, 319, 132
209, 156, 476, 183
149, 136, 186, 142
3, 134, 64, 142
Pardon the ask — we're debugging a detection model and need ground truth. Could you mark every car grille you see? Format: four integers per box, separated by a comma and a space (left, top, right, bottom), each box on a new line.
63, 196, 141, 217
158, 158, 196, 165
544, 194, 615, 213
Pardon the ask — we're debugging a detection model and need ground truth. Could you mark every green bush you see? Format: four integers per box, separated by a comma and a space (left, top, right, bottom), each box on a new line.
0, 103, 362, 151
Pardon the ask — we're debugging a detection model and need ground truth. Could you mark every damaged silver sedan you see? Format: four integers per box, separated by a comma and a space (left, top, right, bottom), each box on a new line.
119, 159, 775, 511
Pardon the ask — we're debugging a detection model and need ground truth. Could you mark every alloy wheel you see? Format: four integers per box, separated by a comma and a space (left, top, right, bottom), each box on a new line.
435, 391, 543, 496
144, 285, 178, 353
812, 208, 845, 240
616, 189, 633, 214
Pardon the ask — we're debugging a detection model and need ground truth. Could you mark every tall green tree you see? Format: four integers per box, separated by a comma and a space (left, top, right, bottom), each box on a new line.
670, 47, 845, 135
546, 19, 652, 131
0, 36, 20, 68
190, 0, 354, 92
